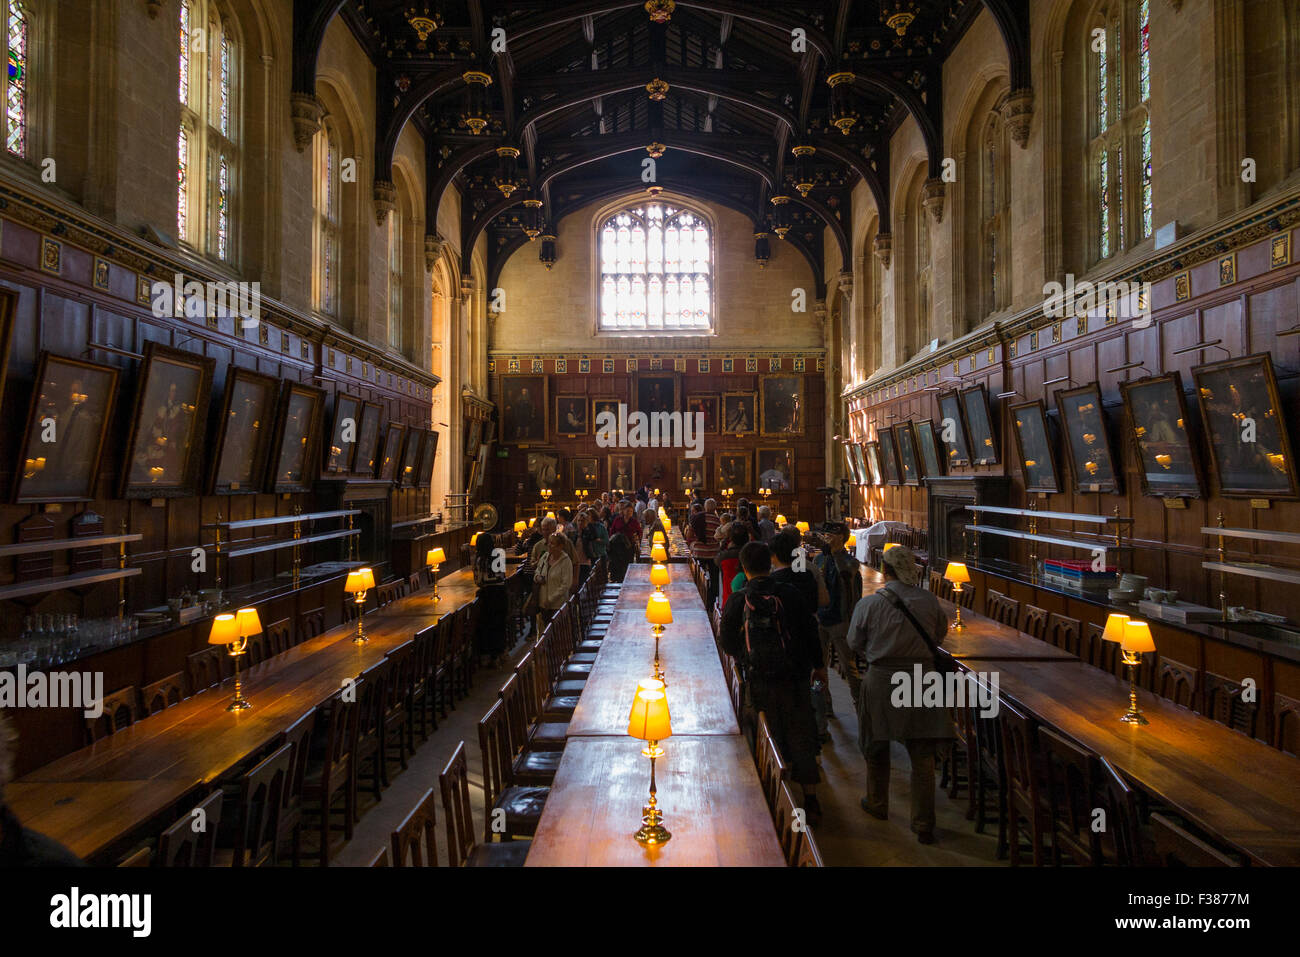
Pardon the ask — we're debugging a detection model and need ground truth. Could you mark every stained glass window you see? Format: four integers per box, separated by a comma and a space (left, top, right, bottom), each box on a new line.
1141, 117, 1153, 238
1091, 5, 1150, 262
1139, 0, 1151, 103
598, 203, 712, 331
1097, 27, 1108, 134
219, 34, 230, 136
5, 0, 26, 156
179, 1, 190, 105
1099, 150, 1111, 260
177, 127, 188, 238
216, 155, 229, 260
388, 208, 402, 350
314, 126, 339, 315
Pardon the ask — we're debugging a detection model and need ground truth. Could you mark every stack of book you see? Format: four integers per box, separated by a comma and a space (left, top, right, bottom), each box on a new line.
1040, 558, 1117, 593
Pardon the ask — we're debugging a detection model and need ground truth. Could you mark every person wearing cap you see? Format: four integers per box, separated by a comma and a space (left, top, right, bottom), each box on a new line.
847, 543, 952, 844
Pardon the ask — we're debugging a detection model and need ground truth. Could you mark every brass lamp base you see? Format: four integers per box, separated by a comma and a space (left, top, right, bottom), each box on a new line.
1119, 657, 1147, 724
1119, 709, 1148, 725
634, 814, 672, 847
226, 696, 252, 712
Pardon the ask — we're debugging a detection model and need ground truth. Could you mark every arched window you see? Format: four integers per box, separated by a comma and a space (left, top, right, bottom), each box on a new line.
981, 107, 1011, 317
388, 206, 403, 352
5, 0, 29, 157
597, 202, 712, 333
312, 122, 340, 316
1089, 0, 1152, 263
912, 189, 931, 359
177, 0, 239, 262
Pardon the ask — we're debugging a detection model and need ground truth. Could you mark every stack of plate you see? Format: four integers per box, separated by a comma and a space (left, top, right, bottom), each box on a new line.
1108, 573, 1147, 603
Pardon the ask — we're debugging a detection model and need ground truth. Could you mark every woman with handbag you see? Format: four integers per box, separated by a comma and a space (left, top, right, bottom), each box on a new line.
847, 544, 953, 844
534, 533, 573, 628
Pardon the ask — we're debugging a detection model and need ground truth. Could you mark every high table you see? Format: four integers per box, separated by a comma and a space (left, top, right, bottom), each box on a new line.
6, 576, 478, 863
526, 564, 785, 866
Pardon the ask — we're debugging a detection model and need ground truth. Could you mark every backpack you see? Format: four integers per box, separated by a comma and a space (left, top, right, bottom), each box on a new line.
743, 590, 797, 680
817, 554, 843, 625
840, 554, 863, 619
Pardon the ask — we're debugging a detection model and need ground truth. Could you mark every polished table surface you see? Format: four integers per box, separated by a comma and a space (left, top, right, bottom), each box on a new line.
8, 577, 477, 862
527, 563, 783, 866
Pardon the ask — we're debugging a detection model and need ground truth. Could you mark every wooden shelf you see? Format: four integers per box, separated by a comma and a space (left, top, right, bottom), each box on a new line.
392, 514, 439, 530
1201, 527, 1300, 547
965, 524, 1132, 552
1202, 561, 1300, 587
205, 510, 360, 531
226, 528, 359, 560
0, 534, 142, 559
0, 568, 142, 602
967, 505, 1134, 525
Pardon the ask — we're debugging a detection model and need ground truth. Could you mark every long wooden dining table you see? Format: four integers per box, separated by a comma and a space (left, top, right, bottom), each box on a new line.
859, 562, 1300, 865
6, 574, 480, 863
525, 563, 785, 866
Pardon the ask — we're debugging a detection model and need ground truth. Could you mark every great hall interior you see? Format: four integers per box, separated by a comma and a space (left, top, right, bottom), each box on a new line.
0, 0, 1297, 899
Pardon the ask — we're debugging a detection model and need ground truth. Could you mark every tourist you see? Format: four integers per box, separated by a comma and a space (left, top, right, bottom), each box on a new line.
472, 532, 509, 668
535, 532, 574, 627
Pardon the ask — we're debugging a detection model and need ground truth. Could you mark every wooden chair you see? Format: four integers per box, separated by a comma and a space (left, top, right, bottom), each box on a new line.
439, 741, 530, 866
229, 742, 293, 867
478, 698, 549, 841
376, 580, 404, 609
342, 599, 362, 623
1045, 614, 1081, 656
927, 569, 948, 599
773, 780, 804, 866
244, 629, 269, 666
985, 590, 1021, 629
276, 708, 315, 866
1096, 757, 1141, 866
157, 790, 224, 867
390, 787, 438, 866
117, 846, 152, 867
265, 617, 293, 657
355, 660, 390, 799
368, 846, 390, 867
140, 673, 185, 716
1037, 727, 1102, 866
383, 641, 416, 775
1082, 622, 1112, 672
1273, 692, 1300, 755
1203, 670, 1260, 739
301, 689, 360, 866
407, 572, 423, 595
1154, 655, 1198, 710
971, 689, 1008, 857
85, 686, 139, 743
1020, 604, 1049, 640
186, 647, 226, 693
754, 713, 789, 816
795, 827, 824, 866
999, 699, 1049, 866
1148, 812, 1242, 866
299, 606, 327, 643
955, 583, 976, 610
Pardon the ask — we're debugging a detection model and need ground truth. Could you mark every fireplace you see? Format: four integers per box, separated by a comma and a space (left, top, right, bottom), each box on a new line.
924, 475, 1012, 569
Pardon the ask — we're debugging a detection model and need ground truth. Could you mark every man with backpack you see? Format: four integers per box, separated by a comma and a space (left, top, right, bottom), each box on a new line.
720, 541, 825, 825
814, 523, 863, 714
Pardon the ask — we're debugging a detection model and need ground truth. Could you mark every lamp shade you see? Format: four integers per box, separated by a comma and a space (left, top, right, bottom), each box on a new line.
235, 607, 262, 638
627, 688, 672, 741
470, 533, 480, 546
883, 542, 900, 552
1122, 620, 1156, 654
650, 563, 671, 588
546, 511, 555, 520
1101, 613, 1131, 643
776, 514, 787, 525
208, 613, 240, 645
654, 489, 661, 496
646, 594, 673, 625
944, 562, 971, 585
426, 547, 446, 566
637, 677, 666, 695
528, 518, 536, 527
652, 531, 666, 544
345, 567, 375, 594
514, 521, 526, 533
796, 521, 810, 534
650, 543, 668, 562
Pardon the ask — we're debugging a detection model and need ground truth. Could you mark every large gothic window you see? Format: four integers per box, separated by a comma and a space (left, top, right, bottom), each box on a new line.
388, 206, 403, 352
5, 0, 28, 157
981, 108, 1012, 317
1090, 0, 1152, 263
177, 0, 239, 262
598, 202, 713, 333
312, 122, 340, 316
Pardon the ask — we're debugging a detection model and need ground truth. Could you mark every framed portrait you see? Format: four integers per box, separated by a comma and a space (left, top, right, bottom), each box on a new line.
209, 366, 278, 495
608, 453, 635, 493
500, 375, 548, 444
1055, 383, 1122, 495
555, 394, 589, 436
266, 382, 326, 493
686, 393, 720, 434
398, 428, 423, 487
1008, 400, 1061, 494
961, 384, 1000, 465
1192, 353, 1298, 498
636, 374, 680, 416
417, 430, 438, 486
14, 353, 118, 503
851, 443, 870, 486
759, 374, 803, 436
1119, 372, 1204, 498
937, 390, 972, 468
914, 420, 944, 478
715, 449, 752, 490
677, 455, 707, 491
842, 444, 858, 485
352, 401, 384, 478
864, 441, 884, 486
592, 397, 621, 427
464, 418, 482, 457
377, 423, 405, 483
895, 422, 922, 486
121, 342, 215, 498
324, 392, 362, 475
722, 391, 757, 435
756, 447, 794, 491
878, 427, 902, 485
571, 456, 599, 491
526, 449, 561, 493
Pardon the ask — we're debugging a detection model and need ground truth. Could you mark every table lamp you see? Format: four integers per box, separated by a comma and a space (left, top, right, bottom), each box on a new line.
514, 520, 526, 536
1117, 618, 1155, 725
654, 488, 661, 497
208, 612, 251, 712
344, 567, 375, 643
650, 543, 667, 564
628, 684, 673, 846
776, 513, 787, 526
425, 547, 446, 604
796, 521, 810, 535
470, 533, 480, 546
650, 563, 670, 593
652, 530, 666, 544
646, 593, 672, 681
944, 562, 971, 631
